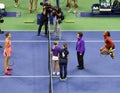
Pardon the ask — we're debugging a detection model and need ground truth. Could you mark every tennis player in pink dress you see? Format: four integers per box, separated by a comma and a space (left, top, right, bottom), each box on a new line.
4, 32, 12, 75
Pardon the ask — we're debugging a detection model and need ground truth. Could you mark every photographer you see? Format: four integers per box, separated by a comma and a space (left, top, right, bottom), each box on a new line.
52, 6, 64, 38
29, 0, 38, 13
14, 0, 19, 7
37, 0, 51, 36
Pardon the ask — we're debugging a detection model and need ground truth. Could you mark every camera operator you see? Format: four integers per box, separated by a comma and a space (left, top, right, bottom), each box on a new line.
37, 0, 51, 36
52, 6, 64, 38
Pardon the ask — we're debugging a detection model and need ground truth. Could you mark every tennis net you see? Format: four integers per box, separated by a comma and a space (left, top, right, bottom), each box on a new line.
48, 16, 53, 93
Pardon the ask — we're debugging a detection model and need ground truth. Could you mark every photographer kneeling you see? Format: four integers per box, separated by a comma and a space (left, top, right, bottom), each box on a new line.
52, 6, 64, 38
37, 0, 51, 36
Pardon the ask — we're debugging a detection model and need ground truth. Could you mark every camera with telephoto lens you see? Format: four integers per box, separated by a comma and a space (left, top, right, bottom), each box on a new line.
52, 7, 64, 24
40, 2, 59, 15
40, 2, 52, 11
52, 8, 57, 16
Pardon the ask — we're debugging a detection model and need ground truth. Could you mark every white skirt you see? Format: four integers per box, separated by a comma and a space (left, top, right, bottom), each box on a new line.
52, 56, 58, 61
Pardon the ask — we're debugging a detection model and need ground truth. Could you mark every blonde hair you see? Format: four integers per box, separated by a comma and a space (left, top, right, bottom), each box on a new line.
54, 41, 58, 45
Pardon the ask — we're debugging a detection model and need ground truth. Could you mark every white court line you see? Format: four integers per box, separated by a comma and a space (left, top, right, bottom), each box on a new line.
1, 75, 120, 78
0, 75, 50, 78
67, 75, 120, 78
4, 30, 120, 32
53, 75, 120, 78
0, 40, 120, 43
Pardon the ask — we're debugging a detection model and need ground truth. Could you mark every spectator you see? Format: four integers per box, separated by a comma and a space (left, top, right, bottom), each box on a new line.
68, 0, 78, 13
56, 0, 60, 8
14, 0, 19, 7
29, 0, 38, 13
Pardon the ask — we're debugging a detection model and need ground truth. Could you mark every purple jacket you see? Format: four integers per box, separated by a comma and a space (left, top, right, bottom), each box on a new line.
52, 46, 61, 56
76, 37, 85, 53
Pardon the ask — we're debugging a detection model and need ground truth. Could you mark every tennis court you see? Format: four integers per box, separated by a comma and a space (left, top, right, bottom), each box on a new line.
1, 0, 120, 93
0, 31, 120, 93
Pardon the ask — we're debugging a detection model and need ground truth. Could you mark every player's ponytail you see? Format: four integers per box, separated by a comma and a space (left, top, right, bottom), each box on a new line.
63, 42, 67, 50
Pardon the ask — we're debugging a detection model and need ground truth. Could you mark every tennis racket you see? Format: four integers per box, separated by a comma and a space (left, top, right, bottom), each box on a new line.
5, 51, 14, 66
8, 58, 14, 66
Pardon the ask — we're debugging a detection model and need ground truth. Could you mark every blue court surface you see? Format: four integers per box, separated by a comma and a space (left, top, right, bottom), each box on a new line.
0, 31, 120, 93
